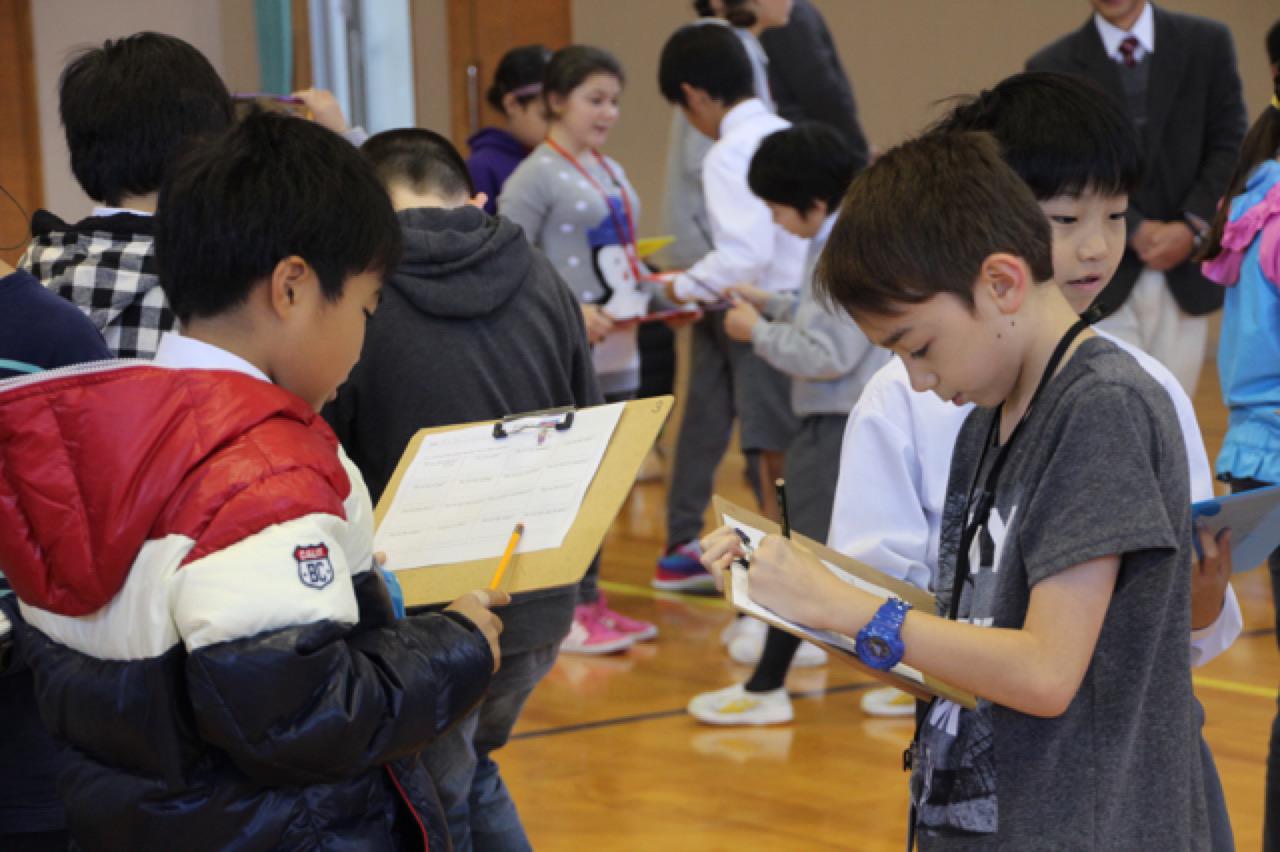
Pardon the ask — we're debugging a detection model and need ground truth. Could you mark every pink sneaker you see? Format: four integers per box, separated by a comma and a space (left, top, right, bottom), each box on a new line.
560, 604, 635, 655
592, 595, 658, 642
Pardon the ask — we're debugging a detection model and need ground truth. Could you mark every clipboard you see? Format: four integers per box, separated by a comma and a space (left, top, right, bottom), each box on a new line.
1192, 483, 1280, 573
375, 396, 673, 606
635, 235, 676, 258
714, 497, 977, 710
607, 304, 704, 329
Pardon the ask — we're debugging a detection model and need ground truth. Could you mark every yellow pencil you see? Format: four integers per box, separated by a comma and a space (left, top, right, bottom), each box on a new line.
489, 522, 525, 590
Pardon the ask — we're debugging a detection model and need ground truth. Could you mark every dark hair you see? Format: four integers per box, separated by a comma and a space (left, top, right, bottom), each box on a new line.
692, 0, 756, 27
543, 46, 625, 118
156, 110, 401, 323
1200, 74, 1280, 262
748, 123, 858, 213
59, 32, 233, 205
930, 71, 1142, 202
362, 128, 475, 199
487, 44, 552, 113
658, 23, 754, 107
816, 132, 1054, 318
1267, 18, 1280, 67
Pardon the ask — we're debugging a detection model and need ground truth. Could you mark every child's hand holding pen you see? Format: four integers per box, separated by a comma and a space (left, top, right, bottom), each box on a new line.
699, 525, 748, 592
447, 589, 511, 673
743, 536, 852, 630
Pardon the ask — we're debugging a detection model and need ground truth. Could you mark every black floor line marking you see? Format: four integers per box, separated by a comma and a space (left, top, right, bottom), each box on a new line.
511, 682, 877, 741
1243, 626, 1277, 640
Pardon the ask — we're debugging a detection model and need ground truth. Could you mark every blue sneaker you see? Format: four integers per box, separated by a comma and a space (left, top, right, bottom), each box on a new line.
653, 540, 715, 592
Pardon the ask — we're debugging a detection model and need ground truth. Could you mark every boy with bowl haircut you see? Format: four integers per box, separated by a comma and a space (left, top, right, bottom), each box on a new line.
0, 111, 505, 851
702, 131, 1209, 848
21, 31, 234, 358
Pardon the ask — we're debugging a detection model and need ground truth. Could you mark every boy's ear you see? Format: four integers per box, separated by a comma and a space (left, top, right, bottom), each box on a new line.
268, 256, 316, 319
468, 192, 489, 210
679, 83, 703, 109
977, 252, 1030, 316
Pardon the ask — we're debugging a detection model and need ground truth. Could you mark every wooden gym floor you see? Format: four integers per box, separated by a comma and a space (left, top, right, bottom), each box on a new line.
500, 366, 1275, 851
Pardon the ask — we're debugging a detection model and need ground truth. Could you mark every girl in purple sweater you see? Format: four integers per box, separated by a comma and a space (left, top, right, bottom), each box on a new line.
466, 45, 551, 214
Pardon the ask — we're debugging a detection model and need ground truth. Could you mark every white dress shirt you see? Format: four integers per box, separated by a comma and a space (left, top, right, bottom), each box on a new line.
672, 99, 808, 302
152, 333, 271, 382
1094, 1, 1155, 63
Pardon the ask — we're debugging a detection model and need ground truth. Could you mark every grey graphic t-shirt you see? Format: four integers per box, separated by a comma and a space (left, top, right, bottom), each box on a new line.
915, 337, 1209, 851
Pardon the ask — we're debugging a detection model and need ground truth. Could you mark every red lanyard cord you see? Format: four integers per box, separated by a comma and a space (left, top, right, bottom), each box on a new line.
544, 137, 645, 281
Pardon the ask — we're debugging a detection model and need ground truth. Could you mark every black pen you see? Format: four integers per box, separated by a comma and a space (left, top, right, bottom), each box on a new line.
733, 527, 753, 571
776, 478, 791, 539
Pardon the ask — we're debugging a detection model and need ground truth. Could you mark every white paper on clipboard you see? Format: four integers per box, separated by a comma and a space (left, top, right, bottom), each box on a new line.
1192, 484, 1280, 573
724, 514, 926, 684
373, 402, 624, 570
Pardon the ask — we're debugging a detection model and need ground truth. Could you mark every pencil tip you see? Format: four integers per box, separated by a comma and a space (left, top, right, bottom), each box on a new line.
515, 522, 525, 533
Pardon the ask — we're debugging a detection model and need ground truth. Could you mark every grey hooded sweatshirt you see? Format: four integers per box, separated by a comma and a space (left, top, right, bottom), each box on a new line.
325, 204, 601, 652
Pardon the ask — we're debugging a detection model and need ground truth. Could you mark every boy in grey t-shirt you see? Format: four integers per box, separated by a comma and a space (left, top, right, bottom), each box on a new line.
698, 132, 1208, 849
914, 338, 1204, 847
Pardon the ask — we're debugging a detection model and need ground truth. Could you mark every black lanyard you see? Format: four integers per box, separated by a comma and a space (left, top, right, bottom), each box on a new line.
906, 314, 1093, 851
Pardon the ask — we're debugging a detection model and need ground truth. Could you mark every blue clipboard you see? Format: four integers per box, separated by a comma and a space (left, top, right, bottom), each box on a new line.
1191, 483, 1280, 573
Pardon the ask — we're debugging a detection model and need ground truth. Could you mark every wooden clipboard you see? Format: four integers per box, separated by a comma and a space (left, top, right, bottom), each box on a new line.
375, 396, 673, 606
714, 497, 977, 710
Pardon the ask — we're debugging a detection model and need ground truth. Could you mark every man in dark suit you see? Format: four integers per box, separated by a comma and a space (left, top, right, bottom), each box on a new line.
760, 0, 870, 165
1028, 0, 1246, 395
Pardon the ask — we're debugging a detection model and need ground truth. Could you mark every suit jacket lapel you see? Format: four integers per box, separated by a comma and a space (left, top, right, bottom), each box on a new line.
1068, 16, 1125, 106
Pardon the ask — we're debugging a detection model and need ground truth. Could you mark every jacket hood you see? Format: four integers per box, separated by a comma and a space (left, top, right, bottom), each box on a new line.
0, 364, 342, 616
466, 127, 528, 157
25, 209, 159, 329
390, 205, 535, 319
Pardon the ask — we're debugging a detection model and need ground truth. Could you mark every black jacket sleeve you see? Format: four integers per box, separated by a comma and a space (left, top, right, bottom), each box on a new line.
760, 0, 870, 168
186, 607, 493, 787
1178, 22, 1246, 223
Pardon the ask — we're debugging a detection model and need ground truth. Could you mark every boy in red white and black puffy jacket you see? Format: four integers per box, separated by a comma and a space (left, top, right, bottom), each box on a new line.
0, 111, 507, 851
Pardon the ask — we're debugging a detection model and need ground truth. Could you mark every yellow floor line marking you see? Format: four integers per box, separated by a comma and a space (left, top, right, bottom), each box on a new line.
599, 580, 729, 610
1193, 675, 1277, 700
604, 581, 1277, 700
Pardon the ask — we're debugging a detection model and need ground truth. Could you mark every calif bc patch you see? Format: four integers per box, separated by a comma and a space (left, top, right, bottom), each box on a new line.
294, 543, 335, 590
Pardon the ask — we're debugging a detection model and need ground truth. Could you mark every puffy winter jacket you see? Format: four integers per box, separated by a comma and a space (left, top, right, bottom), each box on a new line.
0, 361, 494, 851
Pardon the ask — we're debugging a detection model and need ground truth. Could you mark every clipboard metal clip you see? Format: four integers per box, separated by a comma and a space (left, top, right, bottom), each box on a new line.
492, 407, 576, 440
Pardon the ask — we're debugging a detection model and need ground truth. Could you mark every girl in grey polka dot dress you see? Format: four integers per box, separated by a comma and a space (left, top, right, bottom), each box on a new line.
500, 45, 662, 401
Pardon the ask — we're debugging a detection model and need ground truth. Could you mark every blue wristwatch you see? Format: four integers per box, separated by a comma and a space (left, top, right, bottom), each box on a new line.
855, 598, 912, 671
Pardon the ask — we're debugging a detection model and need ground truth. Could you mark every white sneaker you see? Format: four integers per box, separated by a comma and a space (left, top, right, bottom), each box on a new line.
726, 617, 768, 665
687, 683, 793, 726
725, 617, 827, 668
792, 640, 828, 668
860, 686, 917, 717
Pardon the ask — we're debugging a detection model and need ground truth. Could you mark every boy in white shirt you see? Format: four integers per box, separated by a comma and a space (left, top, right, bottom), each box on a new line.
654, 23, 808, 590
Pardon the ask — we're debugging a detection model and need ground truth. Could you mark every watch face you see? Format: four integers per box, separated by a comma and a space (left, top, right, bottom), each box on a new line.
865, 637, 890, 661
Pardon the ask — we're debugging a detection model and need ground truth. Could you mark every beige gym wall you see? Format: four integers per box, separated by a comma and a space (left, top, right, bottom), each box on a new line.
28, 1, 1276, 224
